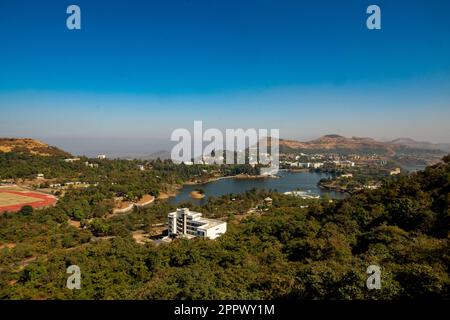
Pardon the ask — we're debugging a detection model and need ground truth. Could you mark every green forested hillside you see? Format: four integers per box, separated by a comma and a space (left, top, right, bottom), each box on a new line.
0, 157, 448, 299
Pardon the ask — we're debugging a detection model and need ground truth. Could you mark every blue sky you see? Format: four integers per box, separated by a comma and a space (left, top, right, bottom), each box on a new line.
0, 0, 450, 155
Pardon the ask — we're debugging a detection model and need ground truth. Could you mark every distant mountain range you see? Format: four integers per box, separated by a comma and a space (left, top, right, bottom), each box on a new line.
278, 135, 449, 155
0, 136, 448, 159
388, 138, 450, 153
138, 150, 172, 160
138, 135, 449, 159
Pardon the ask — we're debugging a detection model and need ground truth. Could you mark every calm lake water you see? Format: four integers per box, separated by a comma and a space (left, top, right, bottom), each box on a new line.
402, 164, 427, 172
168, 171, 347, 205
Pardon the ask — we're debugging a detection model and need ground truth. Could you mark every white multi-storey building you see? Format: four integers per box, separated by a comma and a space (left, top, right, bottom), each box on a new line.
168, 208, 227, 240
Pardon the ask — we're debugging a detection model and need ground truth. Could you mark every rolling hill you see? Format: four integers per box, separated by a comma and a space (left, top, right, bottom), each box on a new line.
389, 138, 450, 153
278, 135, 447, 156
0, 138, 72, 157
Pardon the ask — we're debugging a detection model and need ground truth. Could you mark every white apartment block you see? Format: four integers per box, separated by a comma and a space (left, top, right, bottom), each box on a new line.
168, 208, 227, 240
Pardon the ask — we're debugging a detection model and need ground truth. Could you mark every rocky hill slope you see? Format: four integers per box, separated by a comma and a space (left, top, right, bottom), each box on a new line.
0, 138, 71, 157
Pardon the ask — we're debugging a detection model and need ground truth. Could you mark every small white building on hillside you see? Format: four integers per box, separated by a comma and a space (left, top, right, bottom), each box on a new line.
168, 208, 227, 240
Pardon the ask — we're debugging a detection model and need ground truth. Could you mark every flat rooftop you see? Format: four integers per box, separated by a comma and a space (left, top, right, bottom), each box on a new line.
197, 217, 226, 230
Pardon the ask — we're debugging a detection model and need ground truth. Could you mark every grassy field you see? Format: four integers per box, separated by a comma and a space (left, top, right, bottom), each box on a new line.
0, 192, 41, 206
0, 188, 57, 212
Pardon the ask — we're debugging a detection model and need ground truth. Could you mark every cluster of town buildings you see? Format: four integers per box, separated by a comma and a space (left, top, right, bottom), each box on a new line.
178, 150, 274, 167
281, 154, 355, 169
280, 153, 404, 172
48, 181, 96, 189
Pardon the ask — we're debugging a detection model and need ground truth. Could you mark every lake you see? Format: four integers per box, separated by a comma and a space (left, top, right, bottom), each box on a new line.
402, 164, 427, 172
168, 170, 347, 205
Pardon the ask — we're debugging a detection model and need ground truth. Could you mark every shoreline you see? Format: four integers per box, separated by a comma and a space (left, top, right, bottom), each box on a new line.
319, 183, 352, 195
185, 173, 278, 185
283, 168, 311, 173
190, 190, 205, 199
159, 171, 345, 202
158, 174, 278, 200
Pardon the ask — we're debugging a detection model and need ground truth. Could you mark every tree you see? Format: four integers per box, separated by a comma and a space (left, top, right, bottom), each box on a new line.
89, 218, 110, 236
19, 205, 33, 216
72, 206, 85, 220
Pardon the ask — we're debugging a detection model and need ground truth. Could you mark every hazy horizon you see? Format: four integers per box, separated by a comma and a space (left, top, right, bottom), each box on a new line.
1, 0, 450, 155
2, 131, 448, 159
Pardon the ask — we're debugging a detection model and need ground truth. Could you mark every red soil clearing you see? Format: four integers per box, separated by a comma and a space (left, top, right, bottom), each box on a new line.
0, 190, 57, 213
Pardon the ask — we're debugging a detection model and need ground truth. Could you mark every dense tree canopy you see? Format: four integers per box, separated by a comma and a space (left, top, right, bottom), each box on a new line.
0, 157, 448, 299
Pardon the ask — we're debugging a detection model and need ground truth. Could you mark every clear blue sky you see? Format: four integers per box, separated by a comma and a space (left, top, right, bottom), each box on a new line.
0, 0, 449, 155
